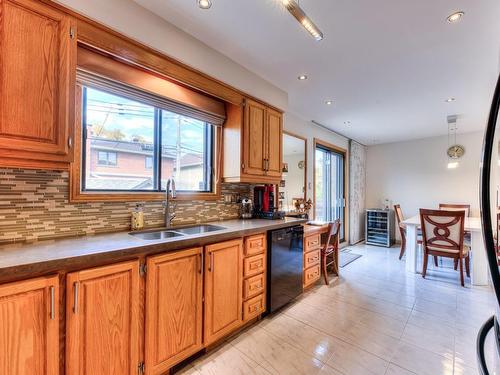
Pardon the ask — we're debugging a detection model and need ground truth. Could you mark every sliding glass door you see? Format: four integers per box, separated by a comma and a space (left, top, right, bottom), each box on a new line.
315, 143, 345, 241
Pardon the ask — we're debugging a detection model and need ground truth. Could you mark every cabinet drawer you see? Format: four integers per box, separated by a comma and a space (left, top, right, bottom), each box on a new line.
243, 273, 265, 300
243, 253, 266, 278
303, 265, 320, 288
244, 234, 266, 256
305, 234, 321, 251
304, 249, 321, 269
243, 294, 265, 321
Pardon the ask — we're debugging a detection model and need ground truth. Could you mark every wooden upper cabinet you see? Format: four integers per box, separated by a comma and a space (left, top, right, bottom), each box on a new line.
145, 248, 203, 375
266, 108, 283, 177
223, 99, 283, 184
204, 239, 243, 345
0, 0, 76, 167
243, 99, 266, 176
0, 275, 59, 375
66, 261, 140, 375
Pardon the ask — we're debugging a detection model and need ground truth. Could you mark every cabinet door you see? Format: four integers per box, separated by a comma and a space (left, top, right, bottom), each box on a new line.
0, 275, 59, 375
66, 261, 140, 375
266, 108, 283, 177
0, 0, 76, 160
145, 248, 203, 375
243, 99, 266, 176
204, 239, 243, 345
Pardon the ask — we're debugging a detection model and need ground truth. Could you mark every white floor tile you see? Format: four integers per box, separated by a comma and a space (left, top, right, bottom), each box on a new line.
174, 244, 496, 375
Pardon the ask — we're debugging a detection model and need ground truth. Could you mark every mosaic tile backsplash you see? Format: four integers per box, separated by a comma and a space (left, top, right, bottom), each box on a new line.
0, 169, 252, 244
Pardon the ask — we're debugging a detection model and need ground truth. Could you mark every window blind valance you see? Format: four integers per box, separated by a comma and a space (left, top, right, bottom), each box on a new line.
76, 46, 226, 126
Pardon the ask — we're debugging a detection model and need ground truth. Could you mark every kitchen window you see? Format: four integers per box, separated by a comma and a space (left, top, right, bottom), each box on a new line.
82, 86, 215, 193
70, 46, 226, 202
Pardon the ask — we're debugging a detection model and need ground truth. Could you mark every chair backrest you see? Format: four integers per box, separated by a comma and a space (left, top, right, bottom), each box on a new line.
420, 209, 465, 254
324, 219, 341, 252
394, 204, 404, 225
439, 203, 470, 217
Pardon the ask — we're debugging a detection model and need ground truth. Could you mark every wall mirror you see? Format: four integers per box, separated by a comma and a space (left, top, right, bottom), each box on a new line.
279, 132, 307, 213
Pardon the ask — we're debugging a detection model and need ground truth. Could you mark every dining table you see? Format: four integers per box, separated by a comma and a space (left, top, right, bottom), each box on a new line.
400, 215, 489, 286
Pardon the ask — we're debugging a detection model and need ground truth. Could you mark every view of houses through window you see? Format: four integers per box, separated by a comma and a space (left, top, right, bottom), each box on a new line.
82, 87, 214, 192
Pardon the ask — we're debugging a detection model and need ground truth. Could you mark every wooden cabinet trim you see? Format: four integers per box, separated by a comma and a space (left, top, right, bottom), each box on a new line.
304, 249, 321, 269
243, 293, 265, 322
0, 274, 60, 375
265, 108, 283, 177
145, 247, 203, 374
204, 239, 243, 345
0, 0, 76, 162
305, 233, 321, 252
303, 264, 321, 288
244, 233, 266, 257
243, 273, 265, 301
243, 253, 266, 278
66, 260, 140, 375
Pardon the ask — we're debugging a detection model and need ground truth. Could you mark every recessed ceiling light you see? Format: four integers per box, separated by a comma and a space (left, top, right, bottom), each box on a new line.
325, 100, 333, 105
198, 0, 212, 9
447, 11, 464, 23
298, 74, 308, 81
445, 97, 456, 103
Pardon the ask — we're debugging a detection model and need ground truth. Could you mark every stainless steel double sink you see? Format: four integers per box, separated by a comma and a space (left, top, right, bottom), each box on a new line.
129, 224, 226, 240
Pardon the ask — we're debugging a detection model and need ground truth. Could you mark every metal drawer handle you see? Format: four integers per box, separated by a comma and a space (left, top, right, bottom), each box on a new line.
73, 282, 80, 314
50, 286, 55, 320
199, 253, 203, 274
208, 252, 214, 272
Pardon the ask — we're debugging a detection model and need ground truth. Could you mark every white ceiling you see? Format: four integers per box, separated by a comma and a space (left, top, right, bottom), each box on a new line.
134, 0, 500, 144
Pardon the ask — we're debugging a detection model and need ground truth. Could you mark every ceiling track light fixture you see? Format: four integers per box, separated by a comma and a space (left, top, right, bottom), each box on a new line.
198, 0, 212, 10
281, 0, 324, 41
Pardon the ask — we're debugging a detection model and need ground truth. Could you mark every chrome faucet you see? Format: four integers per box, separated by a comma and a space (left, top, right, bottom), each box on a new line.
164, 178, 176, 228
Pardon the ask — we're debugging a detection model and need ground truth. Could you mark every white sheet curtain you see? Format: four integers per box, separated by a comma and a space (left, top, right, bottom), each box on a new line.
349, 140, 366, 244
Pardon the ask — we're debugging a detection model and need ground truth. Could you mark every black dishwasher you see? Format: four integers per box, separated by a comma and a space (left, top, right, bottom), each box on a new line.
267, 225, 304, 313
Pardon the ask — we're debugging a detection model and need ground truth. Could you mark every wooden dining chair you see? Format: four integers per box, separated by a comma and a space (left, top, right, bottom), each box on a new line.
394, 204, 423, 260
420, 209, 470, 287
439, 203, 471, 269
439, 203, 471, 217
321, 219, 341, 285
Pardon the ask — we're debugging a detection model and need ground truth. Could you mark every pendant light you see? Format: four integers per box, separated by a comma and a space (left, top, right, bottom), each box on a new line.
447, 115, 465, 169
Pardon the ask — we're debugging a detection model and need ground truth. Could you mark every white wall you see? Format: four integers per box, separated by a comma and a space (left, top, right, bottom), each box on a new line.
55, 0, 288, 110
366, 132, 484, 226
284, 112, 350, 202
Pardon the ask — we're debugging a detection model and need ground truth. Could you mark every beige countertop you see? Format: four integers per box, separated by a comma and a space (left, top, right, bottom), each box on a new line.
0, 217, 306, 282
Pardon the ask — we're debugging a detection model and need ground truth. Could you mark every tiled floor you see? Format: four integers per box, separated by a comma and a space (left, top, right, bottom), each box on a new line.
177, 244, 498, 375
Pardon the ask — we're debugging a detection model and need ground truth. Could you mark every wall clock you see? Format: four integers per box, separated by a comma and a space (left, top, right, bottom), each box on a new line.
298, 160, 305, 169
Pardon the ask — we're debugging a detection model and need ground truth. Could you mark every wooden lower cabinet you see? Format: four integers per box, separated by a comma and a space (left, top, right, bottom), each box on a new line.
0, 275, 59, 375
145, 248, 203, 375
242, 233, 267, 323
66, 261, 140, 375
303, 232, 322, 288
204, 239, 243, 345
